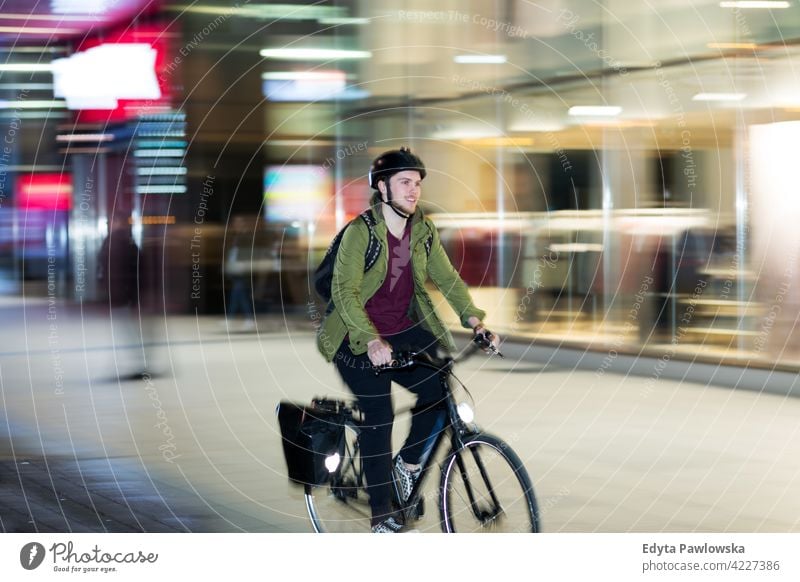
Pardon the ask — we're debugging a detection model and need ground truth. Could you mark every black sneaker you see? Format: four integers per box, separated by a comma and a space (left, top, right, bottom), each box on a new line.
371, 516, 404, 534
394, 455, 421, 503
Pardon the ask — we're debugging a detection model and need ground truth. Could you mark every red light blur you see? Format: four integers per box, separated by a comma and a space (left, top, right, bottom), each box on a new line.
16, 173, 73, 211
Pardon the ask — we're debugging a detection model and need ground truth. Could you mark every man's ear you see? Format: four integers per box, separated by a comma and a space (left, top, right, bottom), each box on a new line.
377, 179, 387, 198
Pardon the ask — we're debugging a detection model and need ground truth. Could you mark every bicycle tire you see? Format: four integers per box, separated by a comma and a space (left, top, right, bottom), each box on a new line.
439, 433, 540, 533
304, 423, 371, 533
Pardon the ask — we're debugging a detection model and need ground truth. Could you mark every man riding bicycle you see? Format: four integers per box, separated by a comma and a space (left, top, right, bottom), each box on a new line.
316, 147, 499, 533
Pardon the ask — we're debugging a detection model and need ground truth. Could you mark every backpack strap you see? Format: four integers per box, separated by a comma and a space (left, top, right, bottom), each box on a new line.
423, 218, 434, 257
359, 210, 381, 271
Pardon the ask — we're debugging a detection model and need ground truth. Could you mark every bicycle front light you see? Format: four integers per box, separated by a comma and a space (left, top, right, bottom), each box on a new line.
324, 452, 341, 473
457, 402, 475, 424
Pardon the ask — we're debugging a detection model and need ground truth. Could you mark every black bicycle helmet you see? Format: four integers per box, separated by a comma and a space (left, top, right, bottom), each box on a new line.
368, 147, 427, 189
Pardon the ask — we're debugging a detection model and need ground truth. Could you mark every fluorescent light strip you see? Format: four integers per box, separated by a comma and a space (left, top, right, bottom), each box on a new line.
454, 55, 507, 64
259, 48, 371, 60
262, 71, 345, 81
56, 133, 113, 142
134, 150, 185, 157
568, 105, 622, 116
0, 26, 83, 34
51, 0, 106, 13
136, 185, 187, 194
136, 167, 188, 176
719, 1, 790, 7
136, 140, 187, 148
0, 83, 53, 90
0, 100, 65, 109
1, 111, 66, 119
1, 13, 91, 21
318, 17, 369, 25
0, 64, 53, 72
169, 4, 345, 20
692, 92, 746, 101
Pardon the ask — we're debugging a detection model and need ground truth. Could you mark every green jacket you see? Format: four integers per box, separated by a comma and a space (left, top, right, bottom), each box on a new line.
316, 196, 486, 362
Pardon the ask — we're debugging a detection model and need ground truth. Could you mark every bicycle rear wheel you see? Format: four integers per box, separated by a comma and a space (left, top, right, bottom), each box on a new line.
304, 423, 371, 533
439, 433, 539, 533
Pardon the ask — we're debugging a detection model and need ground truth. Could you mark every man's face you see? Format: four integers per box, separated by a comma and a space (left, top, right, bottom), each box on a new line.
381, 170, 422, 214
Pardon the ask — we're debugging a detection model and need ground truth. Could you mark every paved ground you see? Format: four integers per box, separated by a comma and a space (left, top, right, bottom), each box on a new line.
2, 299, 800, 533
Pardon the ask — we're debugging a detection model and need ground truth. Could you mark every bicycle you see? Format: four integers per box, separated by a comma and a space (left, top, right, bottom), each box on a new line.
300, 337, 540, 533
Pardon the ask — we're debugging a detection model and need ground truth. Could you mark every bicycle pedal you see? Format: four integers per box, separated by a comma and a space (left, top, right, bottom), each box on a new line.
406, 497, 425, 521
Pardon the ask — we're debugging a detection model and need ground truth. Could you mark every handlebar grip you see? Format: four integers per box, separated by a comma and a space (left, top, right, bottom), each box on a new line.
372, 358, 402, 375
473, 332, 504, 358
372, 350, 421, 374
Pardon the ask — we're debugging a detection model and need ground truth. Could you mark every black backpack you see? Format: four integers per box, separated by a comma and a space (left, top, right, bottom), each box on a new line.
313, 210, 381, 303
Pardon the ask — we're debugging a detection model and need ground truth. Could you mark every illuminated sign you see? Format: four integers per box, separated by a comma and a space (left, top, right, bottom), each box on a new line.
264, 165, 330, 223
58, 24, 176, 122
52, 43, 161, 110
16, 173, 72, 211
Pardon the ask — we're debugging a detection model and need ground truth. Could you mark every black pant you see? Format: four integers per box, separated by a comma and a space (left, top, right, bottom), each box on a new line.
334, 326, 446, 522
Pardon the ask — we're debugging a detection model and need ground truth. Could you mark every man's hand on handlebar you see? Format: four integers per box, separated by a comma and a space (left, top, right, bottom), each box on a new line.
367, 337, 393, 367
473, 323, 499, 346
472, 325, 503, 357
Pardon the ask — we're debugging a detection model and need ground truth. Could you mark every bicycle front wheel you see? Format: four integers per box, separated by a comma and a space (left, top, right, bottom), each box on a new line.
304, 423, 371, 533
439, 433, 539, 533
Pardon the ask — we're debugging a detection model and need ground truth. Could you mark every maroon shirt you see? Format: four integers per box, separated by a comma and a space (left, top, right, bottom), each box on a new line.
365, 222, 416, 336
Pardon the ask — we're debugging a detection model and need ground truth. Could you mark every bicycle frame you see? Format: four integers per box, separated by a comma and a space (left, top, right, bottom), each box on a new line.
386, 354, 502, 526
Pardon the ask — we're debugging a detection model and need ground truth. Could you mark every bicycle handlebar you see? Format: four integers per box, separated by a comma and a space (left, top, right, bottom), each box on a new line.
373, 334, 503, 375
372, 350, 444, 374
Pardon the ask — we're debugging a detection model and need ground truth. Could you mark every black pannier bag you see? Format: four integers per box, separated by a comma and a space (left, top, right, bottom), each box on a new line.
277, 401, 345, 486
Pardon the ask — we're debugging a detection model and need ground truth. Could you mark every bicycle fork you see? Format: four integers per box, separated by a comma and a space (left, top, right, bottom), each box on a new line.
453, 445, 504, 525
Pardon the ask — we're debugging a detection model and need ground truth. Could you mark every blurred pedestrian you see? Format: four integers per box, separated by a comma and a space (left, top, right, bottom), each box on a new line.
97, 216, 153, 379
224, 216, 257, 331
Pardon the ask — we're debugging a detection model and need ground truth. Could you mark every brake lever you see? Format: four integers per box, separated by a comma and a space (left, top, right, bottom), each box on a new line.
473, 334, 504, 358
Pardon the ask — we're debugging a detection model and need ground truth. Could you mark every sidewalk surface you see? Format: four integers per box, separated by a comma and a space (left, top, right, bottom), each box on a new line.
2, 298, 799, 533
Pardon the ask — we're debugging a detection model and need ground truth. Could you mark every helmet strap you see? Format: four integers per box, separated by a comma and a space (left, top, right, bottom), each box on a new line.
381, 181, 411, 219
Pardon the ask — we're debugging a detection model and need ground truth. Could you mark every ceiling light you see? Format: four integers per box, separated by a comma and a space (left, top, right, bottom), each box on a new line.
719, 1, 790, 7
259, 48, 371, 60
692, 92, 746, 101
568, 106, 622, 116
454, 55, 507, 64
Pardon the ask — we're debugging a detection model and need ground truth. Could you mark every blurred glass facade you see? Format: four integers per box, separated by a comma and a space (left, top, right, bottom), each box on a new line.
2, 0, 800, 367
